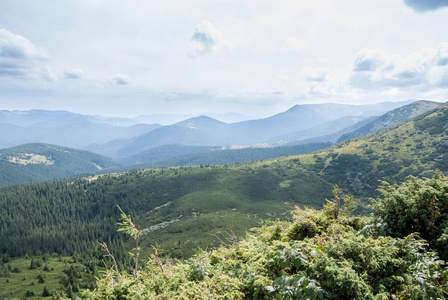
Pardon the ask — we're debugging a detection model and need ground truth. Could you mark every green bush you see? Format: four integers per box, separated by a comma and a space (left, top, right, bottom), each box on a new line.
373, 172, 448, 260
80, 179, 448, 299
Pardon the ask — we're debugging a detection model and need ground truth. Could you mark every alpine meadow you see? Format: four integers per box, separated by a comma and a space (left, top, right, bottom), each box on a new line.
2, 0, 448, 299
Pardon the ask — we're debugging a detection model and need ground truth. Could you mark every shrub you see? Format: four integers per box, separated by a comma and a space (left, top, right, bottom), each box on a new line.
373, 172, 448, 260
25, 290, 35, 297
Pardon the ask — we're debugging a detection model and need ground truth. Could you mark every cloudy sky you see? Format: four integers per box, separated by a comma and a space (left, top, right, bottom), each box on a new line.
1, 0, 448, 118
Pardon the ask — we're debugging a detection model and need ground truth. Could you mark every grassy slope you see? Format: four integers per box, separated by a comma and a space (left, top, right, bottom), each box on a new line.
134, 163, 334, 258
0, 255, 94, 300
337, 100, 440, 142
296, 102, 447, 196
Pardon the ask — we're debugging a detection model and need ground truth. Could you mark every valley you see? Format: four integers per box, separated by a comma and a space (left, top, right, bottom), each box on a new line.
0, 100, 447, 298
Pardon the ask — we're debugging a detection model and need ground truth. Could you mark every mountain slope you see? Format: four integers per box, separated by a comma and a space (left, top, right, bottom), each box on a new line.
114, 142, 331, 171
294, 101, 448, 196
337, 100, 440, 142
120, 144, 217, 165
115, 116, 229, 156
0, 144, 119, 187
273, 115, 369, 143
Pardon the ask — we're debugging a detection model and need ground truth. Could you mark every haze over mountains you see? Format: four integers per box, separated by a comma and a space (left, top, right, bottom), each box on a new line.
109, 100, 427, 156
0, 100, 417, 152
0, 110, 162, 149
0, 99, 442, 187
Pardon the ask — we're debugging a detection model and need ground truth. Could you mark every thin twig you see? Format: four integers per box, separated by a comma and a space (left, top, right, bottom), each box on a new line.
96, 240, 120, 284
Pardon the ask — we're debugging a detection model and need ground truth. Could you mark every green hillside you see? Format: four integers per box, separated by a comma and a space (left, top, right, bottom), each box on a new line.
337, 100, 440, 142
296, 102, 448, 196
0, 255, 97, 300
0, 144, 119, 187
0, 162, 334, 259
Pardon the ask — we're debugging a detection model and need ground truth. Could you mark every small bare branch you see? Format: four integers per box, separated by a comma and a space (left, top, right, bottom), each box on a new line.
96, 240, 120, 284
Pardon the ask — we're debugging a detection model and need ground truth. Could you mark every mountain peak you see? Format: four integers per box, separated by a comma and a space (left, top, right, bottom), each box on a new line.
176, 115, 226, 128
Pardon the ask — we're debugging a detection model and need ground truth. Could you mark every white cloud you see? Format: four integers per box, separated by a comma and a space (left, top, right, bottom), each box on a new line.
353, 48, 387, 72
109, 73, 131, 85
188, 21, 228, 57
40, 65, 57, 82
64, 68, 84, 79
435, 42, 448, 66
0, 28, 49, 80
403, 0, 448, 13
300, 68, 328, 82
350, 43, 448, 91
0, 28, 47, 60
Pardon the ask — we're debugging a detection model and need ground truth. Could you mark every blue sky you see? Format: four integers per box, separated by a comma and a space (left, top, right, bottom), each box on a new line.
1, 0, 448, 118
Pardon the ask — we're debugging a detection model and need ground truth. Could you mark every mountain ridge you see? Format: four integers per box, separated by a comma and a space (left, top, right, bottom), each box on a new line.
90, 100, 420, 157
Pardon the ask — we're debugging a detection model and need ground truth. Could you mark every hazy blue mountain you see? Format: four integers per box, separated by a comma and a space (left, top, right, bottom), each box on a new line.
272, 115, 369, 143
0, 121, 161, 149
0, 110, 162, 149
0, 109, 91, 127
94, 100, 418, 157
0, 101, 426, 157
113, 116, 230, 157
133, 112, 250, 125
236, 100, 417, 143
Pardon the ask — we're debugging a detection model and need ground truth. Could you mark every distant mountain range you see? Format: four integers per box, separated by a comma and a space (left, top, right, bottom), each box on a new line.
0, 100, 418, 154
0, 110, 162, 149
86, 100, 426, 157
0, 100, 442, 187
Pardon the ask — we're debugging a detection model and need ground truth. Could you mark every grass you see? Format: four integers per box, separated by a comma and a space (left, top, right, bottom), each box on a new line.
0, 255, 92, 299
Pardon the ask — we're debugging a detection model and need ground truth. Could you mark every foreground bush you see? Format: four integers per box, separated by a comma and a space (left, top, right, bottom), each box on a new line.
81, 176, 448, 299
373, 172, 448, 261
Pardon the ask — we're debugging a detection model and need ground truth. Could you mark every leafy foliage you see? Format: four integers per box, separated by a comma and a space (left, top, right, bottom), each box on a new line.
373, 172, 448, 261
81, 176, 448, 299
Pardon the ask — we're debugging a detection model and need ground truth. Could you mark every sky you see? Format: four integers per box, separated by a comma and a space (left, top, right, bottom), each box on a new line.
1, 0, 448, 118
